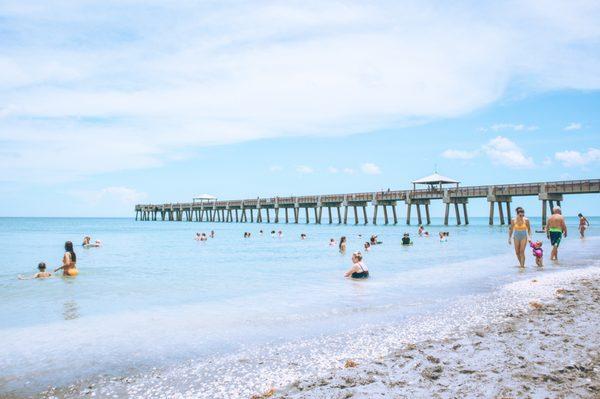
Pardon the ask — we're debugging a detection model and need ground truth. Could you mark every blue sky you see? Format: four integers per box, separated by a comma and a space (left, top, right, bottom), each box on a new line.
0, 1, 599, 217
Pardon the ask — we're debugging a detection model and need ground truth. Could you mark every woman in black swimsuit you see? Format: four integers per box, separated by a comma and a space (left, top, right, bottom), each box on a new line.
344, 251, 369, 279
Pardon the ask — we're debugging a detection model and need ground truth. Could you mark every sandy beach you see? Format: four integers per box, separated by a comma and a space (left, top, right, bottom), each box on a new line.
272, 272, 600, 399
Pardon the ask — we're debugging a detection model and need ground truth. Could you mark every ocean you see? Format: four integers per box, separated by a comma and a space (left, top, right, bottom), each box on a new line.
1, 216, 598, 397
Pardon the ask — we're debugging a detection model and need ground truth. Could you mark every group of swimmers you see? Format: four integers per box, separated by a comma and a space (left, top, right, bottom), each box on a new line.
82, 236, 102, 248
508, 206, 590, 268
19, 241, 79, 280
196, 231, 215, 240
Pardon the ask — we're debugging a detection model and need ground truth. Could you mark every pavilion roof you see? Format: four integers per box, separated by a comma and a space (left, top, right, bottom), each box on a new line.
412, 173, 459, 185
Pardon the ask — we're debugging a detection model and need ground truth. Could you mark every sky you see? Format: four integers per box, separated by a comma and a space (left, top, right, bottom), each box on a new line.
0, 0, 599, 217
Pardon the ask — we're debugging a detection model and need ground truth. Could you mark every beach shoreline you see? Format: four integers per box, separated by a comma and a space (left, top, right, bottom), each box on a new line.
272, 270, 600, 399
24, 266, 600, 399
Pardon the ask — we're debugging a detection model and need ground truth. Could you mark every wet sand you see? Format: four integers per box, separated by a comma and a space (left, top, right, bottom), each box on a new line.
272, 275, 600, 399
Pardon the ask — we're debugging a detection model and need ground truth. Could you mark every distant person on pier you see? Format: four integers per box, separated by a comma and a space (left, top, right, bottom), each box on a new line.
54, 241, 78, 277
344, 251, 369, 279
508, 207, 531, 268
339, 236, 347, 253
578, 213, 590, 238
547, 207, 567, 261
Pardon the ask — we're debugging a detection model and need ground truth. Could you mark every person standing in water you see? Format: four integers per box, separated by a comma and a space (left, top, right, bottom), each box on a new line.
508, 207, 531, 268
54, 241, 78, 277
339, 236, 347, 253
547, 207, 567, 261
578, 213, 590, 238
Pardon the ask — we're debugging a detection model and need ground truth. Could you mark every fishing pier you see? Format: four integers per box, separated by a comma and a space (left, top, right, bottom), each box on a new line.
135, 177, 599, 227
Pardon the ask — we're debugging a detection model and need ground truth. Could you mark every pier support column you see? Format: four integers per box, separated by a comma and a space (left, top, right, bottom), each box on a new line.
406, 204, 412, 225
454, 203, 462, 225
416, 204, 422, 225
353, 206, 359, 225
266, 208, 271, 223
337, 207, 342, 224
235, 209, 239, 222
505, 202, 510, 222
372, 205, 378, 225
486, 194, 511, 226
328, 207, 333, 224
304, 207, 309, 223
383, 205, 388, 225
538, 191, 563, 228
274, 208, 279, 223
318, 207, 323, 224
250, 209, 254, 223
463, 203, 469, 225
392, 205, 398, 225
343, 206, 349, 224
444, 204, 450, 226
362, 206, 368, 225
314, 208, 319, 224
498, 202, 505, 225
285, 207, 289, 223
425, 204, 431, 225
489, 202, 494, 225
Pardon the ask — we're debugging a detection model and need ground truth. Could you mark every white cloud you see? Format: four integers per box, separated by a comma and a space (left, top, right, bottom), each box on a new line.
327, 167, 339, 174
564, 122, 582, 131
70, 186, 147, 205
269, 165, 283, 172
479, 123, 539, 132
483, 136, 535, 168
342, 168, 355, 175
360, 163, 381, 175
554, 148, 600, 167
441, 149, 479, 160
1, 1, 600, 181
296, 165, 314, 174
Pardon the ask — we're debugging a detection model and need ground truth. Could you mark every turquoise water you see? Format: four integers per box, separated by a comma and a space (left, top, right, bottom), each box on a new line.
1, 216, 599, 396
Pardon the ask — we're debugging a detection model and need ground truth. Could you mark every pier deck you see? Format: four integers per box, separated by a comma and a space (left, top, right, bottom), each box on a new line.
135, 179, 599, 226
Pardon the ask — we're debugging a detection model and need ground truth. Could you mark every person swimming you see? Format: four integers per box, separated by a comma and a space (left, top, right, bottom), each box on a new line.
344, 251, 369, 279
300, 233, 307, 240
277, 230, 283, 238
54, 241, 78, 277
329, 238, 337, 246
529, 240, 544, 267
439, 232, 448, 242
401, 233, 412, 245
18, 262, 52, 280
364, 241, 371, 252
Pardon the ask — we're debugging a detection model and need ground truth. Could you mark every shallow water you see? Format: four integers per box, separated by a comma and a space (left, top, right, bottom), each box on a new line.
0, 216, 598, 396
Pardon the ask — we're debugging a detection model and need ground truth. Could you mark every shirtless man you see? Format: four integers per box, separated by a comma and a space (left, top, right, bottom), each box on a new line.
546, 207, 567, 261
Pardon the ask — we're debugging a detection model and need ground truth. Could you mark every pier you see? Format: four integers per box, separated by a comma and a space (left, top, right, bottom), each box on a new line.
135, 179, 599, 226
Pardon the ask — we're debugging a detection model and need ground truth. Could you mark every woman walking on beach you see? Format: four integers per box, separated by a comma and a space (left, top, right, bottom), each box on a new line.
54, 241, 78, 277
508, 207, 531, 268
578, 213, 590, 238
